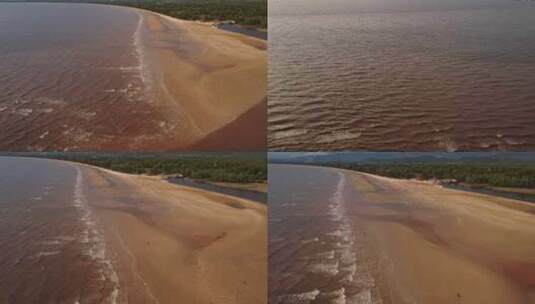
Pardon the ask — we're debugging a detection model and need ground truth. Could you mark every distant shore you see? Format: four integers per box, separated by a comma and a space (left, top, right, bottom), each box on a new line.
167, 176, 267, 204
214, 23, 267, 40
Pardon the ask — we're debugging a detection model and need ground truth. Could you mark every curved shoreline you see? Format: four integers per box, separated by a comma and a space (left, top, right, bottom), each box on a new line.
135, 7, 267, 150
0, 2, 266, 151
0, 156, 267, 303
269, 164, 535, 303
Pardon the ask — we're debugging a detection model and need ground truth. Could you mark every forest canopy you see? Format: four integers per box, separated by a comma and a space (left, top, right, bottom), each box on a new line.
110, 0, 267, 28
326, 162, 535, 188
5, 0, 268, 28
6, 152, 267, 183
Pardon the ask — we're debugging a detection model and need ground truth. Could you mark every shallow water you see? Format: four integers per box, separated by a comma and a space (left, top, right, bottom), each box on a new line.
168, 177, 267, 203
0, 158, 121, 303
268, 0, 535, 151
216, 24, 268, 40
0, 3, 165, 151
269, 165, 382, 303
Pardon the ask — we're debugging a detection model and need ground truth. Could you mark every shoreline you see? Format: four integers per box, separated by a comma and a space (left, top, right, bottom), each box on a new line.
0, 156, 267, 303
0, 2, 266, 151
268, 163, 535, 303
77, 158, 268, 303
190, 97, 267, 151
342, 168, 535, 303
167, 176, 267, 204
62, 157, 268, 204
214, 23, 267, 40
0, 1, 267, 36
270, 163, 535, 205
137, 7, 267, 150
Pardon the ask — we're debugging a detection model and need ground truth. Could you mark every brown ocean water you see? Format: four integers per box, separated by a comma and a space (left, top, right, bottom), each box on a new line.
269, 164, 382, 304
0, 3, 165, 151
0, 157, 121, 303
268, 0, 535, 151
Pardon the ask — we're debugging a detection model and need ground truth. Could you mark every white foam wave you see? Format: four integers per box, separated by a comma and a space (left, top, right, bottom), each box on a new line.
308, 260, 339, 276
319, 287, 347, 304
133, 12, 151, 88
316, 131, 362, 144
301, 237, 319, 244
35, 251, 61, 258
73, 167, 120, 304
271, 128, 308, 140
314, 250, 336, 259
325, 174, 380, 302
277, 289, 320, 303
346, 289, 372, 304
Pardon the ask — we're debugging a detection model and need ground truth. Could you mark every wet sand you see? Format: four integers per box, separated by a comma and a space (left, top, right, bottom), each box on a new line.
0, 157, 267, 303
0, 3, 266, 151
190, 98, 267, 150
269, 164, 535, 303
137, 9, 267, 150
346, 170, 535, 303
269, 165, 383, 304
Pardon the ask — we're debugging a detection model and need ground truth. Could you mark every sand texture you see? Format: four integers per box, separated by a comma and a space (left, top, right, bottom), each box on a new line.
0, 157, 266, 303
138, 9, 267, 150
342, 169, 535, 303
82, 165, 268, 304
0, 4, 266, 151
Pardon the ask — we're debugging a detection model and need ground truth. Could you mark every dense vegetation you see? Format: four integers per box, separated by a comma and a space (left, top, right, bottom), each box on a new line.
6, 0, 267, 28
327, 162, 535, 188
110, 0, 267, 28
9, 152, 266, 183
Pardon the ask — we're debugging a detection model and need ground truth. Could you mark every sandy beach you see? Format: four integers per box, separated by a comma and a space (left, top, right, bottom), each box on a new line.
344, 169, 535, 303
0, 3, 266, 151
268, 164, 535, 304
136, 9, 267, 150
0, 157, 267, 304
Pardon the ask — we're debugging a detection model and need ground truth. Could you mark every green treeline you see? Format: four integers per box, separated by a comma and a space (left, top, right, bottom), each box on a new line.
103, 0, 267, 28
328, 162, 535, 188
42, 153, 266, 183
4, 0, 267, 28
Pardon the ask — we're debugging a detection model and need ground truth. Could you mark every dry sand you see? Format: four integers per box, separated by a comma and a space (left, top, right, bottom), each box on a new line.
78, 163, 267, 303
0, 4, 266, 152
338, 168, 535, 304
138, 9, 267, 150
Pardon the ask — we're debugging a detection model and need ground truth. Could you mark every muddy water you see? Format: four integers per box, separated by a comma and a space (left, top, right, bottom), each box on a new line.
0, 157, 121, 303
268, 164, 382, 303
268, 0, 535, 151
0, 3, 166, 151
168, 177, 267, 203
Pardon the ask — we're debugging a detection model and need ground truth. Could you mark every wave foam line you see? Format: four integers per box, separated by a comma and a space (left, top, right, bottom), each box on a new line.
328, 173, 378, 304
74, 167, 121, 304
133, 12, 152, 89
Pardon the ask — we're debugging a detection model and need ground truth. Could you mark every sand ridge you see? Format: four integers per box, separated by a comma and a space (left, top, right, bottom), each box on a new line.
71, 162, 267, 304
331, 167, 535, 303
137, 8, 267, 150
0, 3, 266, 151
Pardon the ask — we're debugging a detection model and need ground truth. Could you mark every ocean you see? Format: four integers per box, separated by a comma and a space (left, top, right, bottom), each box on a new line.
0, 157, 121, 303
268, 0, 535, 151
269, 164, 382, 303
0, 3, 166, 151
